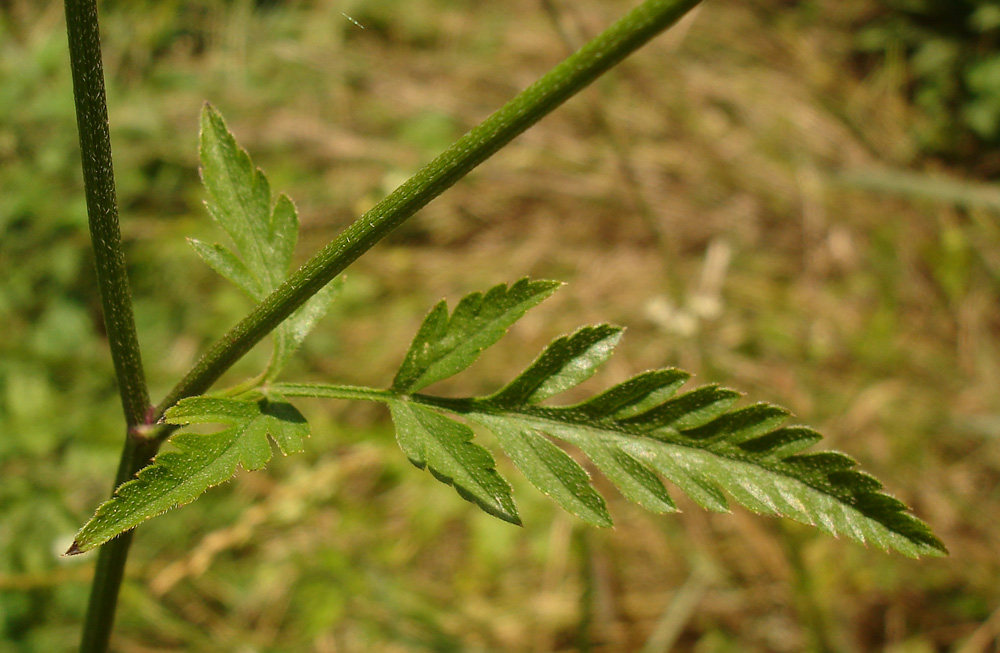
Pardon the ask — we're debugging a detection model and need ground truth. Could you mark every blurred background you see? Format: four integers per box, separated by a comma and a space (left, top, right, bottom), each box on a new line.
2, 0, 999, 650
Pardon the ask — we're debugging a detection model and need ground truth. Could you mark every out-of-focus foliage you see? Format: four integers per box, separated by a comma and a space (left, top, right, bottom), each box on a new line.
856, 0, 1000, 167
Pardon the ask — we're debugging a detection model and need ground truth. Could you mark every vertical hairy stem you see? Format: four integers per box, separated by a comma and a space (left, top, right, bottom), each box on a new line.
156, 0, 703, 418
75, 438, 159, 653
64, 0, 150, 428
64, 0, 153, 650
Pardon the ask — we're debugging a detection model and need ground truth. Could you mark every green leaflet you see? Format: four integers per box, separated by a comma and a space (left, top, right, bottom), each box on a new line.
392, 278, 562, 393
276, 281, 947, 558
199, 105, 292, 295
187, 238, 260, 298
194, 104, 338, 380
487, 324, 623, 407
267, 281, 341, 381
388, 399, 520, 525
68, 396, 308, 554
569, 437, 677, 514
471, 414, 612, 527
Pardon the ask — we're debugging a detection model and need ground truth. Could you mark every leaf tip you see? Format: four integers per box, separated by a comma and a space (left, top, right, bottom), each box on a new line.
201, 100, 220, 119
928, 541, 950, 557
64, 541, 84, 557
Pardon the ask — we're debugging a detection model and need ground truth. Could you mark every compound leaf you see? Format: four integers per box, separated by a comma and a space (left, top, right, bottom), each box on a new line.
442, 374, 944, 555
68, 396, 308, 554
275, 281, 946, 558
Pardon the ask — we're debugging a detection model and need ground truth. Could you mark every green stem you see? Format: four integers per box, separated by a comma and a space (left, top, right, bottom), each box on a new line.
273, 383, 394, 403
74, 438, 159, 653
155, 0, 702, 420
64, 0, 153, 651
64, 0, 151, 429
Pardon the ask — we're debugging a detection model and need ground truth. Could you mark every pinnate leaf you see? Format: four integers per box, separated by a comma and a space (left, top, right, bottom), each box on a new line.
106, 280, 943, 559
277, 280, 946, 558
68, 396, 308, 554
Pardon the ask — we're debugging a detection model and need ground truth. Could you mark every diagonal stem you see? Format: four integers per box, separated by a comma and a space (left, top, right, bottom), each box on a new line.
155, 0, 703, 421
63, 0, 153, 651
